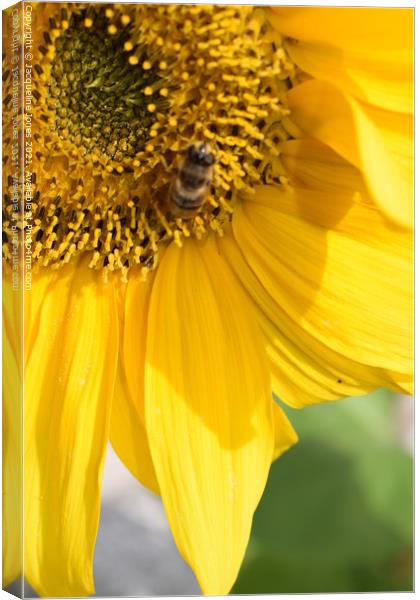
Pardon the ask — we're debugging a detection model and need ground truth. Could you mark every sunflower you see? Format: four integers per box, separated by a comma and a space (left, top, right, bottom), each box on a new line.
2, 3, 413, 597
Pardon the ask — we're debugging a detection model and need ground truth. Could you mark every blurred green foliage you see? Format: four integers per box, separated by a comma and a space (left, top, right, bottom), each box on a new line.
233, 390, 413, 594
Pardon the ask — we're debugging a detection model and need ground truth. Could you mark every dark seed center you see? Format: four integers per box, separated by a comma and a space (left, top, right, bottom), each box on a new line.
48, 10, 160, 162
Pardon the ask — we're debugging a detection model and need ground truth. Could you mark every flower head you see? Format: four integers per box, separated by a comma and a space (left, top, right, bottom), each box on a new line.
2, 4, 413, 597
4, 3, 294, 279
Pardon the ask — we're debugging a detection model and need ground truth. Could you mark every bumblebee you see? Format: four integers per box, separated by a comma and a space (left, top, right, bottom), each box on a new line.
168, 142, 216, 217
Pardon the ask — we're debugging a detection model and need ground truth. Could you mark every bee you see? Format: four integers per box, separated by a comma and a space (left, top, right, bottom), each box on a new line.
168, 142, 216, 217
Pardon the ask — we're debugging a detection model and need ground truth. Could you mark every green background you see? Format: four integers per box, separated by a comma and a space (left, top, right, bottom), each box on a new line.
233, 390, 413, 593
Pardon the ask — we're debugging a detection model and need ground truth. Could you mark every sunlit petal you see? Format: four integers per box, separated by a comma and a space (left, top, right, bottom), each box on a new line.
145, 238, 275, 594
270, 7, 413, 52
287, 79, 413, 228
24, 262, 118, 596
232, 187, 413, 394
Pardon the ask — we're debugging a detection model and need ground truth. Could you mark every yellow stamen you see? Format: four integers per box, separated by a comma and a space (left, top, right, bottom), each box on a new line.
2, 4, 293, 279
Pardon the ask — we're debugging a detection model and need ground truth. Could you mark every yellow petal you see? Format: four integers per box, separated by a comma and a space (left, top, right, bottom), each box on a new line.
24, 267, 60, 366
110, 368, 159, 495
280, 137, 368, 195
385, 371, 413, 396
120, 266, 154, 424
2, 272, 22, 366
24, 261, 118, 596
273, 403, 298, 461
2, 296, 22, 587
218, 233, 389, 407
285, 38, 413, 114
287, 79, 413, 228
145, 238, 274, 594
270, 7, 413, 52
232, 187, 413, 392
110, 266, 159, 494
279, 139, 411, 255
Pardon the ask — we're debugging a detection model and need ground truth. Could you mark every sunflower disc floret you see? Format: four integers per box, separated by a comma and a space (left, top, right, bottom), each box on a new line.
2, 3, 294, 280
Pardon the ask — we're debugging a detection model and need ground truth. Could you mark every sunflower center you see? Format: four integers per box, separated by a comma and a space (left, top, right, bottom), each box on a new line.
48, 11, 160, 162
2, 4, 295, 281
